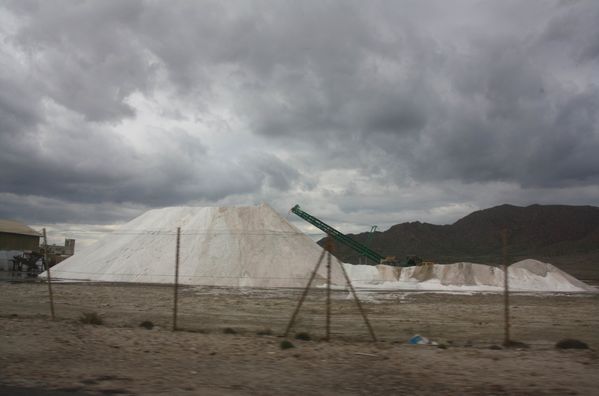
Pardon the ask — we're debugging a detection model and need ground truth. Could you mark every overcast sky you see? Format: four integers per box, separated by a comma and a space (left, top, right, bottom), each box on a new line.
1, 0, 598, 244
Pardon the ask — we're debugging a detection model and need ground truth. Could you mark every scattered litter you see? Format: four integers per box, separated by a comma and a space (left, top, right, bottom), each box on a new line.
294, 332, 311, 341
408, 335, 438, 346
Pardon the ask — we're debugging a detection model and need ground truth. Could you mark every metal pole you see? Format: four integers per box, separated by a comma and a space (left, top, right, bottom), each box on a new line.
337, 257, 377, 342
43, 228, 55, 320
173, 227, 181, 331
502, 229, 510, 346
325, 238, 332, 341
284, 248, 326, 338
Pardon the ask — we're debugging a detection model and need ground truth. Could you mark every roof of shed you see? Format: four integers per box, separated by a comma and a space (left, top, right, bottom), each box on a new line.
0, 220, 42, 237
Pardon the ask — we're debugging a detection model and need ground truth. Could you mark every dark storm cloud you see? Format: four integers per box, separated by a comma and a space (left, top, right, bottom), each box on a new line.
1, 0, 598, 227
0, 1, 303, 222
0, 193, 142, 224
243, 1, 599, 188
7, 0, 152, 122
408, 10, 599, 188
0, 75, 42, 133
0, 120, 296, 207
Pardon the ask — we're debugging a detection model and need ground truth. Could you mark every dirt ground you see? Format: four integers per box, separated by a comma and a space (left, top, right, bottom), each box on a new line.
0, 281, 598, 395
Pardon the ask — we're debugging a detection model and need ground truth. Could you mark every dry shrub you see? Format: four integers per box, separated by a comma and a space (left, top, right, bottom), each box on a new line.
555, 339, 589, 349
79, 312, 103, 325
280, 340, 295, 350
139, 321, 154, 330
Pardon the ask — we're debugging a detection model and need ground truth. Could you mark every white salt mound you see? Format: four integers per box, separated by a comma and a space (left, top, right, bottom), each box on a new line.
42, 204, 344, 288
344, 259, 596, 293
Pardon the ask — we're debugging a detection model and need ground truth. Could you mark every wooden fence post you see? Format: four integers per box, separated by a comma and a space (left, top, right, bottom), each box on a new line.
173, 227, 181, 331
43, 228, 55, 320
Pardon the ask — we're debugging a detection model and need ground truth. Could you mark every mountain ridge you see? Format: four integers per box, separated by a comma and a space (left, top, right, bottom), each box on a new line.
318, 204, 599, 280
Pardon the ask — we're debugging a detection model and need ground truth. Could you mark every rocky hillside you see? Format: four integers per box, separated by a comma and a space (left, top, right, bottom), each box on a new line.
319, 204, 599, 280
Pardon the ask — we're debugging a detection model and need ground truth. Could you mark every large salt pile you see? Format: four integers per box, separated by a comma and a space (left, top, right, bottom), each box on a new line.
344, 259, 596, 293
42, 204, 597, 292
43, 204, 344, 287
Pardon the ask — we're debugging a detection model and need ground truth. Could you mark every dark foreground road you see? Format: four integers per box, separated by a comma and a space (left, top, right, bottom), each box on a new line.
0, 385, 87, 395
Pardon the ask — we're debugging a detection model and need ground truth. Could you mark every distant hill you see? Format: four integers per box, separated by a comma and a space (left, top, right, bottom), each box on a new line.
318, 204, 599, 281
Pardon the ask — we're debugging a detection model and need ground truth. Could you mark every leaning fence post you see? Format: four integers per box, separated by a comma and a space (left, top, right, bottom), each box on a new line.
337, 256, 377, 342
284, 248, 326, 338
325, 237, 332, 341
43, 228, 55, 320
173, 227, 181, 331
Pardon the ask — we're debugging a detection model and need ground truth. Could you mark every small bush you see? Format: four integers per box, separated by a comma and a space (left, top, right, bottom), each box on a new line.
294, 332, 311, 341
280, 340, 295, 350
437, 343, 447, 349
555, 339, 589, 350
223, 327, 237, 334
256, 328, 273, 336
79, 312, 103, 325
139, 321, 154, 330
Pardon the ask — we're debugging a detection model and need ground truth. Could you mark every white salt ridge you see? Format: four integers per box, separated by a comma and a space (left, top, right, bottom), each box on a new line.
43, 204, 345, 288
343, 259, 597, 293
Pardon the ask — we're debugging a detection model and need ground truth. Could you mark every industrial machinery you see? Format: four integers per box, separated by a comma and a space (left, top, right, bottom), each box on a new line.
291, 204, 421, 267
10, 252, 44, 277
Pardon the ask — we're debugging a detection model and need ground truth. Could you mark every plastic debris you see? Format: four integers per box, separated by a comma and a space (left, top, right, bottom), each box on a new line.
408, 335, 438, 345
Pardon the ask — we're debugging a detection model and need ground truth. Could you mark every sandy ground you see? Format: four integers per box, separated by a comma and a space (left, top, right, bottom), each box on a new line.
1, 281, 598, 395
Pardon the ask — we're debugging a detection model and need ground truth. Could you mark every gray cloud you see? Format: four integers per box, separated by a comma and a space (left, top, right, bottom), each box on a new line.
0, 0, 598, 230
0, 121, 297, 208
0, 193, 144, 225
0, 76, 42, 133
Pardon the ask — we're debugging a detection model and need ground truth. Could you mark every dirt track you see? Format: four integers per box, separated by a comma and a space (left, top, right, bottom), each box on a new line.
1, 281, 598, 395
